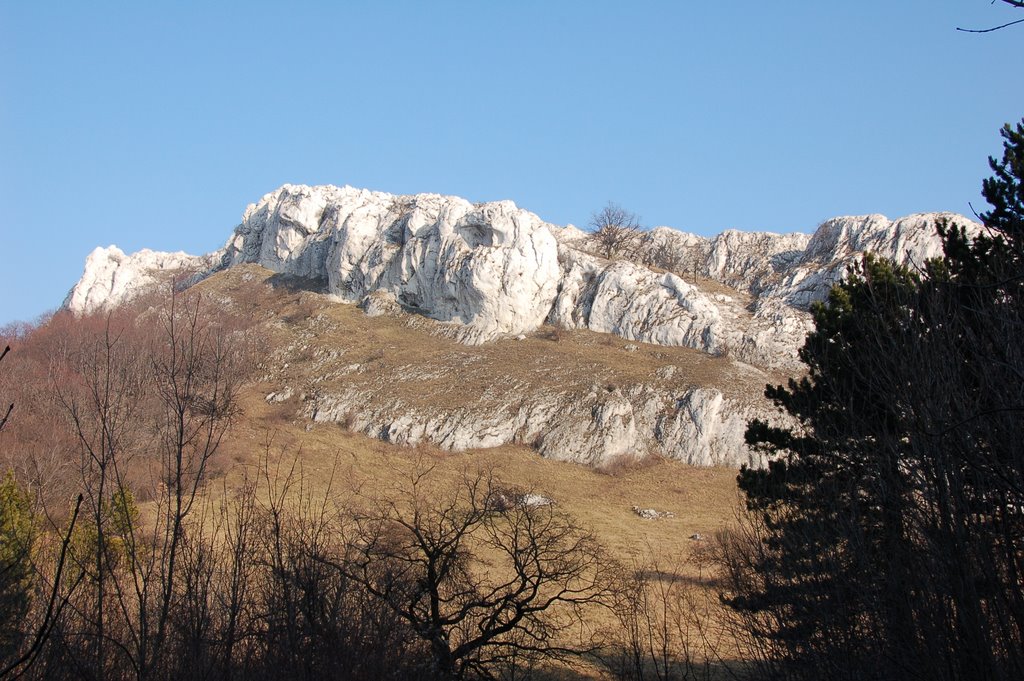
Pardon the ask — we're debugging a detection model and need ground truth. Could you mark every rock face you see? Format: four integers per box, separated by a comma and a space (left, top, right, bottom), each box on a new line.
68, 185, 974, 368
64, 246, 220, 315
257, 300, 782, 468
550, 249, 729, 356
221, 185, 561, 342
64, 184, 980, 468
309, 382, 766, 468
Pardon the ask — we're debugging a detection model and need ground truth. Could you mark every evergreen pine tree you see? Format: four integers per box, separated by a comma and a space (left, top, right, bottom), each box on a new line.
730, 121, 1024, 681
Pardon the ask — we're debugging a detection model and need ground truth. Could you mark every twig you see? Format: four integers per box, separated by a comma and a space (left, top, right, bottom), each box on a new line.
956, 17, 1024, 33
0, 346, 10, 431
967, 201, 985, 222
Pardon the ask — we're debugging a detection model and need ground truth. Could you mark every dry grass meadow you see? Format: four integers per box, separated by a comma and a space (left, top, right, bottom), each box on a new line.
197, 264, 751, 564
109, 264, 766, 679
0, 262, 768, 680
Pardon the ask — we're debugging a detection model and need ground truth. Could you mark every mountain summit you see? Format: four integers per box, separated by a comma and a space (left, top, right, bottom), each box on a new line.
63, 185, 977, 467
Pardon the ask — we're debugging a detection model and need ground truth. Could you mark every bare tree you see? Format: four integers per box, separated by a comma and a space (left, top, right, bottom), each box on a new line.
341, 467, 618, 680
0, 333, 88, 681
141, 289, 245, 676
47, 289, 248, 680
590, 203, 643, 260
608, 546, 738, 681
0, 346, 11, 432
239, 444, 428, 681
55, 314, 147, 680
641, 236, 704, 282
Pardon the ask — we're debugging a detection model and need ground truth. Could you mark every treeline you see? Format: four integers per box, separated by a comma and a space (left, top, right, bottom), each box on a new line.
0, 291, 739, 680
0, 291, 257, 679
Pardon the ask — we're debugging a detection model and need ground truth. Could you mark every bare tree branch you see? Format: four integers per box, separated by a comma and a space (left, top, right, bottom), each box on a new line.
340, 467, 617, 679
957, 0, 1024, 32
0, 346, 11, 432
957, 17, 1024, 32
0, 494, 84, 680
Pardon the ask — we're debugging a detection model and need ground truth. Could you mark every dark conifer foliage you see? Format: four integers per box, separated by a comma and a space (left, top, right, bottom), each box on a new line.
728, 121, 1024, 681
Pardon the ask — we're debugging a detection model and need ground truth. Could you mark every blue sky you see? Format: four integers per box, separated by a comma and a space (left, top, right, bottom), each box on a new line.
1, 2, 1022, 324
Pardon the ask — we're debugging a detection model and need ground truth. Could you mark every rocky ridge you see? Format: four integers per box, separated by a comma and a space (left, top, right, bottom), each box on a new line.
64, 185, 978, 467
65, 246, 220, 314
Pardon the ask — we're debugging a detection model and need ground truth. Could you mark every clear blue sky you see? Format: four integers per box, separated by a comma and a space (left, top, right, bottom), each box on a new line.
1, 2, 1022, 324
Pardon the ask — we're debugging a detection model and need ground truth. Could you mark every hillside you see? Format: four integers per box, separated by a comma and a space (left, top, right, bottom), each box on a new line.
1, 183, 999, 680
62, 184, 976, 468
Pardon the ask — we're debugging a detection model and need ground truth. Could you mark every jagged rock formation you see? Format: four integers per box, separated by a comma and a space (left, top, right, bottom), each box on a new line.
63, 184, 979, 468
243, 281, 783, 468
306, 375, 767, 468
221, 185, 561, 341
64, 246, 219, 315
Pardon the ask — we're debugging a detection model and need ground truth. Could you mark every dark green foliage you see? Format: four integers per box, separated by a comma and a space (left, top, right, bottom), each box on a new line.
730, 121, 1024, 681
0, 472, 35, 662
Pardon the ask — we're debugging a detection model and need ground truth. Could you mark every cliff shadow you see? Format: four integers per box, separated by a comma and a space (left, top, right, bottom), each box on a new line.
266, 272, 330, 294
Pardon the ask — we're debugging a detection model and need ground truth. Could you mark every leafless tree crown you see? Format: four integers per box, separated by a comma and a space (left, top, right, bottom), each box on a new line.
589, 202, 643, 260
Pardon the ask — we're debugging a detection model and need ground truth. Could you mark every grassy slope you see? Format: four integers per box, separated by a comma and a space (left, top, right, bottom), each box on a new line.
224, 394, 742, 563
198, 263, 752, 561
192, 265, 764, 678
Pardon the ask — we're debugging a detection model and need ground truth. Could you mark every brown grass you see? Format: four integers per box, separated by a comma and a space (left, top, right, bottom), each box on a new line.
191, 265, 753, 678
219, 385, 740, 571
194, 265, 785, 424
194, 264, 747, 561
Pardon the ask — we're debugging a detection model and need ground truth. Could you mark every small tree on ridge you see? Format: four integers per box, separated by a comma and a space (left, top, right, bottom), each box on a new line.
590, 202, 643, 259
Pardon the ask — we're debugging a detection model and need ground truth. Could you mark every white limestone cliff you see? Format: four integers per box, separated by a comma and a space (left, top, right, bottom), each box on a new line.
305, 380, 771, 468
63, 184, 980, 468
67, 185, 975, 368
548, 248, 728, 355
64, 246, 220, 315
221, 185, 561, 341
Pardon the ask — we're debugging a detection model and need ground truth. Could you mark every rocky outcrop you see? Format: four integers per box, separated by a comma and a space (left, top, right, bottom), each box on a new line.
222, 185, 561, 342
628, 212, 977, 367
549, 248, 729, 356
300, 362, 774, 468
62, 184, 980, 468
635, 212, 964, 304
67, 184, 976, 371
760, 213, 964, 308
64, 246, 220, 315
